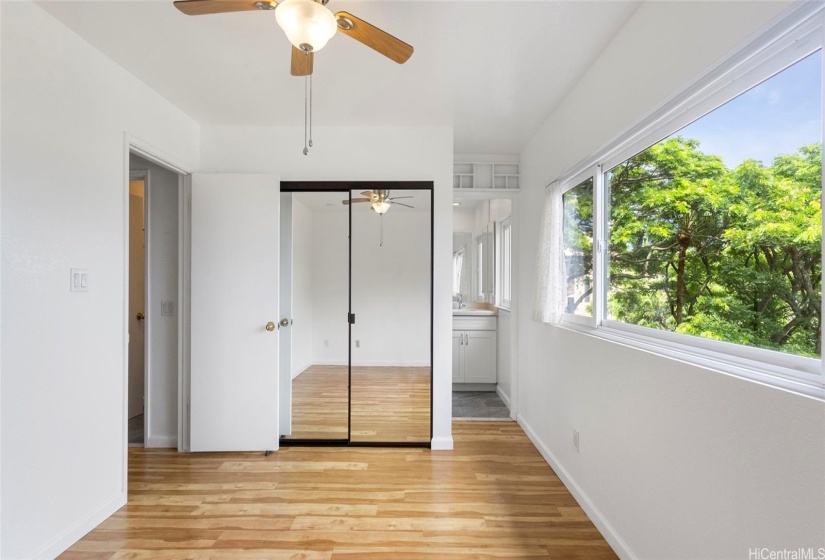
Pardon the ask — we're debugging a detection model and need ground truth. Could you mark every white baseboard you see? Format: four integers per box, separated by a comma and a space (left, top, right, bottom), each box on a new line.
33, 491, 126, 560
517, 414, 637, 560
495, 385, 512, 410
453, 383, 496, 392
146, 434, 177, 448
430, 436, 454, 450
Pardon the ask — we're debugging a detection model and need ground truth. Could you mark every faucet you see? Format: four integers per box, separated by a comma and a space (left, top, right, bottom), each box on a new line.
457, 294, 464, 309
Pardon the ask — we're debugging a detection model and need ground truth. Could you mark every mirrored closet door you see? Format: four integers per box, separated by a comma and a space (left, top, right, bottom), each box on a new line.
279, 183, 433, 446
279, 190, 349, 441
349, 188, 432, 443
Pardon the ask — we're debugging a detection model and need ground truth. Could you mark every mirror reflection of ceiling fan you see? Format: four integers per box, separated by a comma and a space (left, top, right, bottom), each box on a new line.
343, 190, 414, 215
173, 0, 414, 77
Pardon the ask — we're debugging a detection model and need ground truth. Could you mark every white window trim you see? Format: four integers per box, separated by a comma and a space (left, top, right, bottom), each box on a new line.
496, 216, 513, 310
550, 3, 825, 400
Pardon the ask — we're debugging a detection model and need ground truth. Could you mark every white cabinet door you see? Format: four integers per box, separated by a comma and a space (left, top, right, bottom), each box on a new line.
190, 173, 280, 452
463, 330, 497, 383
452, 331, 464, 382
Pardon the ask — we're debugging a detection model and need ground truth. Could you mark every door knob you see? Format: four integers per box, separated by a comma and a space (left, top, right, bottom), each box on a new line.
280, 318, 290, 328
136, 312, 145, 321
265, 321, 276, 332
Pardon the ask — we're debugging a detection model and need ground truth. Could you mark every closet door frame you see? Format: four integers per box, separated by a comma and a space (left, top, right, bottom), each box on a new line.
280, 181, 434, 448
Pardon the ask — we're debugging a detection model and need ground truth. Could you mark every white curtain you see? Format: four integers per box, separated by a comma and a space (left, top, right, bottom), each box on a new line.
533, 181, 565, 324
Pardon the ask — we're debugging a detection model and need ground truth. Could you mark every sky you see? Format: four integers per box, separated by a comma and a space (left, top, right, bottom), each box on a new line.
673, 50, 822, 169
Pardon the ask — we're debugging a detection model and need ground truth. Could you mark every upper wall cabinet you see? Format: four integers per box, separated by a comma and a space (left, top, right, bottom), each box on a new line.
454, 162, 519, 190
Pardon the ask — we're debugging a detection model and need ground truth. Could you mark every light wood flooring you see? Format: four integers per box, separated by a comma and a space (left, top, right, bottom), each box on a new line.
283, 365, 431, 443
60, 421, 617, 559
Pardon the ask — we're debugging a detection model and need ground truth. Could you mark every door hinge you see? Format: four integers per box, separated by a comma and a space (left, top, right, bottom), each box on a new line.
348, 313, 356, 324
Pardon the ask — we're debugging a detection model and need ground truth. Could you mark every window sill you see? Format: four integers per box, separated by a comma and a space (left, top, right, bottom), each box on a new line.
555, 319, 825, 401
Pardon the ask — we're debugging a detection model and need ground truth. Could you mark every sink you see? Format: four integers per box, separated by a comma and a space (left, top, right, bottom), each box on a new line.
453, 308, 497, 316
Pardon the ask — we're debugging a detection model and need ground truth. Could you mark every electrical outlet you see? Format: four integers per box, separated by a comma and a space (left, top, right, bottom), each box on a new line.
356, 339, 360, 348
573, 429, 580, 453
324, 339, 329, 348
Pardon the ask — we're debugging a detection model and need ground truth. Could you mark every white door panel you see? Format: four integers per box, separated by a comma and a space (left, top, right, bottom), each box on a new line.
190, 173, 280, 452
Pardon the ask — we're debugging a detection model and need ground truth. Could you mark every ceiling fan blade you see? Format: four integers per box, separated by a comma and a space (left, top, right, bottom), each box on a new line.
388, 196, 413, 200
392, 202, 415, 209
335, 11, 414, 64
174, 0, 273, 16
291, 47, 314, 77
361, 191, 378, 198
342, 198, 372, 205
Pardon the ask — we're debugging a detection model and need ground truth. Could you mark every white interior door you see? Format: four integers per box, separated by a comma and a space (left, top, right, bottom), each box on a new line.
278, 193, 293, 436
190, 173, 280, 452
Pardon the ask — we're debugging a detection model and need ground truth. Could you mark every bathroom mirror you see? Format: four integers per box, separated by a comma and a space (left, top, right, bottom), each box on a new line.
476, 224, 495, 302
453, 232, 472, 306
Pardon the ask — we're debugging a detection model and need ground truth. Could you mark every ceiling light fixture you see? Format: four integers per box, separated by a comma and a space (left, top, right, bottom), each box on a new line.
371, 201, 391, 215
275, 0, 337, 53
453, 202, 461, 206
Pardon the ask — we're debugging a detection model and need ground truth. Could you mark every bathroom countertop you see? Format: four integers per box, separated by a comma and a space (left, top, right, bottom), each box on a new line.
452, 308, 497, 316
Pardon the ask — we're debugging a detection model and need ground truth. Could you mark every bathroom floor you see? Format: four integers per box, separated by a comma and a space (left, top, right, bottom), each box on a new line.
452, 391, 510, 419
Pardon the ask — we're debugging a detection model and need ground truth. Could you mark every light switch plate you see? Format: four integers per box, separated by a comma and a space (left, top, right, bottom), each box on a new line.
161, 300, 175, 316
70, 268, 88, 292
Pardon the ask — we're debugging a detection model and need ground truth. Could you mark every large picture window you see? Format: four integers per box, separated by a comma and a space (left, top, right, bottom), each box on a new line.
542, 11, 825, 394
606, 51, 822, 359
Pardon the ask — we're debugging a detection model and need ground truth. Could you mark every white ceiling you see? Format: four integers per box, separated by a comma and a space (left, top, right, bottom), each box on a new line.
37, 0, 640, 154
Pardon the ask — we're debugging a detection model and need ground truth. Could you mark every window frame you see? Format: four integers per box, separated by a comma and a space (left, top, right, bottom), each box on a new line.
497, 216, 513, 309
560, 169, 600, 328
552, 5, 825, 398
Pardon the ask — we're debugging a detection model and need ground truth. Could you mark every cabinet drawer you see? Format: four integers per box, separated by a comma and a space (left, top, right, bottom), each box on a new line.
453, 316, 497, 331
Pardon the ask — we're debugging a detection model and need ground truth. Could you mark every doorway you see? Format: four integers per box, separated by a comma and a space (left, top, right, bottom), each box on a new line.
128, 153, 183, 448
127, 176, 146, 445
279, 182, 434, 446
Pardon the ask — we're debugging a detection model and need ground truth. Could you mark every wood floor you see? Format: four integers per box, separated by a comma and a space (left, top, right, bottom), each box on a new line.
60, 422, 616, 559
283, 365, 431, 443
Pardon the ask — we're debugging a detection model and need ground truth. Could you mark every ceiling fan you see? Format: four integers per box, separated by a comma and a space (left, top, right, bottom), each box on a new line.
173, 0, 414, 77
343, 190, 414, 215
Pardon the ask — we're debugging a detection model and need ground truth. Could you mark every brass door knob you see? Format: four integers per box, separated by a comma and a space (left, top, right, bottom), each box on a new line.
136, 312, 145, 321
265, 321, 276, 332
280, 318, 290, 327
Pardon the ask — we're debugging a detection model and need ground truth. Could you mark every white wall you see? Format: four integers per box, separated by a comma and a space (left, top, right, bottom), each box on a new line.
0, 2, 199, 557
495, 308, 512, 407
453, 207, 475, 233
199, 125, 454, 449
517, 1, 824, 558
307, 208, 349, 366
291, 197, 315, 377
130, 154, 180, 448
306, 204, 431, 366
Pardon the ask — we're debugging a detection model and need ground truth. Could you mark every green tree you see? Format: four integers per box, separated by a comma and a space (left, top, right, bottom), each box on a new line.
605, 138, 822, 357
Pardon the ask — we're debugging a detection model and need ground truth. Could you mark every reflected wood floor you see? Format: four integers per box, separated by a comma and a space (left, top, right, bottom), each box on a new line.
283, 365, 431, 443
60, 422, 617, 559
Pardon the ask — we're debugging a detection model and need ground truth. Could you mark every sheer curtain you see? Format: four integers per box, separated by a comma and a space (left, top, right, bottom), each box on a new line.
533, 181, 565, 324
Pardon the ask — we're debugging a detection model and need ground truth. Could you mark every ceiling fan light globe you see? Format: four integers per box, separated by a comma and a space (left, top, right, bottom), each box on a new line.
371, 201, 391, 214
275, 0, 337, 53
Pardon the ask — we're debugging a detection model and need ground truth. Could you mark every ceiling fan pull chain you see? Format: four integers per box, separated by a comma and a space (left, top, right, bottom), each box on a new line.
303, 75, 309, 156
380, 214, 384, 247
308, 73, 313, 148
